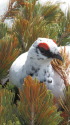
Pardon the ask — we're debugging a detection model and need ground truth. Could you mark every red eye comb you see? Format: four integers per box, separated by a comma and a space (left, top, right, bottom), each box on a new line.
38, 43, 49, 50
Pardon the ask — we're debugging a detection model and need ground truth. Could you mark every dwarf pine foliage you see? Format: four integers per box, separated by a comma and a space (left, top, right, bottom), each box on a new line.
0, 0, 70, 124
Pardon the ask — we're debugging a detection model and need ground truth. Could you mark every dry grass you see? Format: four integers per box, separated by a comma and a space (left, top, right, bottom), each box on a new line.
51, 46, 70, 86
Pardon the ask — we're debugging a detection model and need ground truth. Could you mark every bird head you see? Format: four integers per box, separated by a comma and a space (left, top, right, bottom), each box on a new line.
28, 38, 63, 63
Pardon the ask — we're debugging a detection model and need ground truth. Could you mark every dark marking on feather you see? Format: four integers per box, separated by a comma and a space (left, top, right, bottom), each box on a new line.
38, 58, 44, 60
29, 73, 33, 77
47, 80, 52, 83
30, 57, 33, 59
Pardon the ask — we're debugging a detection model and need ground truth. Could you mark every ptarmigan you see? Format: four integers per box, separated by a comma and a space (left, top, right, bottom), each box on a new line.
9, 38, 65, 98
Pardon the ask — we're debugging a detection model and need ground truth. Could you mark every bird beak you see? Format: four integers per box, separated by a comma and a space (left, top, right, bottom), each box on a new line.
54, 53, 63, 61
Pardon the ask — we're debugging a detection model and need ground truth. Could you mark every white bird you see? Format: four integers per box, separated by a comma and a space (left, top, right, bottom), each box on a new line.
9, 38, 66, 98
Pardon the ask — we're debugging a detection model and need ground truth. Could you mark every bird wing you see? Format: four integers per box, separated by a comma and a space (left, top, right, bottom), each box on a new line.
9, 52, 28, 87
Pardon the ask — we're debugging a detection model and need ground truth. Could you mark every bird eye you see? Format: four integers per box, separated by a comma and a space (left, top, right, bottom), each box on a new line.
39, 47, 45, 53
37, 45, 54, 58
38, 46, 47, 55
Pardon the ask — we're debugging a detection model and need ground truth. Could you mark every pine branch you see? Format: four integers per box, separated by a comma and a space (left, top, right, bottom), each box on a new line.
1, 0, 16, 22
59, 85, 70, 125
14, 76, 63, 125
57, 8, 70, 45
0, 35, 21, 81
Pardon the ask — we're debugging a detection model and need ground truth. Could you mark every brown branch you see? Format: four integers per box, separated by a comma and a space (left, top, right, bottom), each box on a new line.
1, 0, 17, 22
31, 104, 35, 125
58, 32, 70, 46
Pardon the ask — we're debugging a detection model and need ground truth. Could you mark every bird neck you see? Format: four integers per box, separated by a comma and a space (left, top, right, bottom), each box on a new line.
24, 56, 52, 82
25, 56, 51, 74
